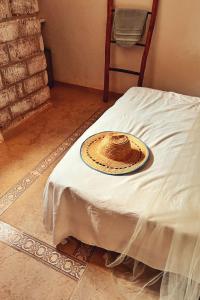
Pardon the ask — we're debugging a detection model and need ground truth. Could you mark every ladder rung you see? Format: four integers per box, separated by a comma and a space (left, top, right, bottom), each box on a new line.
136, 42, 146, 47
109, 67, 140, 76
112, 9, 152, 15
111, 40, 145, 47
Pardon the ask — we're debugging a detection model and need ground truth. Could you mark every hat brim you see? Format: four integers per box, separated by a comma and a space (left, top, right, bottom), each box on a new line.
80, 131, 149, 175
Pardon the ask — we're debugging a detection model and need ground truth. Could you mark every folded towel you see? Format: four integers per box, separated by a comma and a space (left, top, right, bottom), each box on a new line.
113, 9, 148, 47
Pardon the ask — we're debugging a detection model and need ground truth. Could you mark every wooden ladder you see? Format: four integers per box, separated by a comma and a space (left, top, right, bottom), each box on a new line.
103, 0, 159, 102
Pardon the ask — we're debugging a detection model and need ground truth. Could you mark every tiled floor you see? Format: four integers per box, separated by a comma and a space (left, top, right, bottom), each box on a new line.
0, 84, 160, 299
0, 242, 77, 300
0, 84, 110, 197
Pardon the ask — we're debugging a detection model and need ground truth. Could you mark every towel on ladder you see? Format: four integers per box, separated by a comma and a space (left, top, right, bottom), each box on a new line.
113, 9, 148, 47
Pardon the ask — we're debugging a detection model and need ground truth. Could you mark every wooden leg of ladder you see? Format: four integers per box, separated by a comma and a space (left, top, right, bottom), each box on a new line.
138, 0, 159, 87
103, 0, 114, 102
103, 60, 110, 102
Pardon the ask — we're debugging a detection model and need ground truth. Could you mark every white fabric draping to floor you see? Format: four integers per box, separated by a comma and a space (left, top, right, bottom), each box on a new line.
43, 87, 200, 283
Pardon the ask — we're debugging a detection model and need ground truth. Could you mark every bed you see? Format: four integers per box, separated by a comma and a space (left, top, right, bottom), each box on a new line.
43, 87, 200, 281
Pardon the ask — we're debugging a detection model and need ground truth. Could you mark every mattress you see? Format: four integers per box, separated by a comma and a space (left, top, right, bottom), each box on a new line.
43, 87, 200, 277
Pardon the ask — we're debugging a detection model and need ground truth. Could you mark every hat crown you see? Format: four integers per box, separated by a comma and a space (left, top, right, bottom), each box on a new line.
99, 134, 133, 162
110, 134, 129, 145
81, 131, 149, 175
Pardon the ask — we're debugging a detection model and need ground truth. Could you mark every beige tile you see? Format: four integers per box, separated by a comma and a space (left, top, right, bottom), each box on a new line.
0, 165, 56, 246
0, 84, 115, 197
0, 242, 77, 300
0, 84, 116, 244
0, 84, 119, 300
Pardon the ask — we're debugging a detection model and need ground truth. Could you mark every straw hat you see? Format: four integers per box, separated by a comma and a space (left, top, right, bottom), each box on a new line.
81, 131, 149, 175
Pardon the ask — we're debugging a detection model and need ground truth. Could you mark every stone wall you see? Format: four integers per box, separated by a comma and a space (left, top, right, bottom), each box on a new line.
0, 0, 50, 133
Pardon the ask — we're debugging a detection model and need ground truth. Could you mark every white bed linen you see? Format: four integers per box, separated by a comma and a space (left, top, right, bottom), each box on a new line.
43, 87, 200, 275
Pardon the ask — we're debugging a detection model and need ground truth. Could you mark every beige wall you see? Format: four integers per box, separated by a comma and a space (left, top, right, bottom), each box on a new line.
39, 0, 200, 97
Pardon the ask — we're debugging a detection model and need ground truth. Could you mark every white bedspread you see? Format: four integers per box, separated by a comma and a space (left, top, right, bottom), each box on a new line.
43, 87, 200, 275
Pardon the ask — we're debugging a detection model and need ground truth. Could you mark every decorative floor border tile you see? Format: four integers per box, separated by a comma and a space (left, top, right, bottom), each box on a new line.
0, 107, 108, 216
0, 221, 90, 281
0, 105, 111, 280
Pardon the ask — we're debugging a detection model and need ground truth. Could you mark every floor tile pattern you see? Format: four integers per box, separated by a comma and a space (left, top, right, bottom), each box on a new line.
0, 106, 109, 282
0, 221, 88, 281
0, 108, 106, 216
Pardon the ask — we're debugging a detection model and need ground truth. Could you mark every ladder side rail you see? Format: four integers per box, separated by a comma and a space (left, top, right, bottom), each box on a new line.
138, 0, 159, 87
103, 0, 114, 102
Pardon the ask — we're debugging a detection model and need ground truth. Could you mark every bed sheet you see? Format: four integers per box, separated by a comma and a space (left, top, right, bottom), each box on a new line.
43, 87, 200, 277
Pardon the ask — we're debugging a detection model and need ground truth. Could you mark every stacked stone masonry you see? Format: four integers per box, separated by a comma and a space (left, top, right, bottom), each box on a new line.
0, 0, 50, 129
